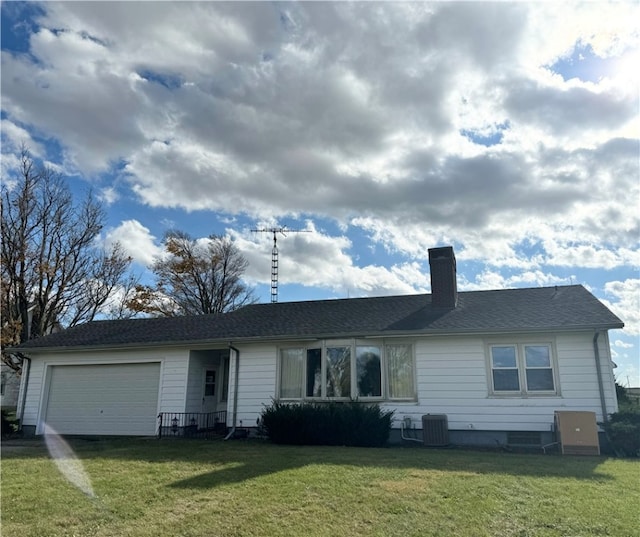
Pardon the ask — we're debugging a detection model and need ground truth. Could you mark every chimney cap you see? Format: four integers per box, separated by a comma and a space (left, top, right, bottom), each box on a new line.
428, 246, 455, 261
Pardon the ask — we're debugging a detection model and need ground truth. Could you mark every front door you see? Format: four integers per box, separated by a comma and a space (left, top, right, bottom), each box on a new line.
202, 368, 217, 412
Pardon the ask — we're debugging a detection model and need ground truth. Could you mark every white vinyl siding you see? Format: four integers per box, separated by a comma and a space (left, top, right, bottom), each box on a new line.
17, 330, 618, 437
556, 331, 618, 415
185, 352, 208, 413
229, 344, 277, 427
19, 348, 191, 435
45, 363, 160, 435
379, 332, 617, 432
236, 333, 616, 433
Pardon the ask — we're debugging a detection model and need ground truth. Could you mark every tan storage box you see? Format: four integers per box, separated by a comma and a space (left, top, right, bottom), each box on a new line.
554, 411, 600, 455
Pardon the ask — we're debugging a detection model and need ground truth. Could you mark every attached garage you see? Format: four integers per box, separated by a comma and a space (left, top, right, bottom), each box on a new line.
44, 362, 161, 436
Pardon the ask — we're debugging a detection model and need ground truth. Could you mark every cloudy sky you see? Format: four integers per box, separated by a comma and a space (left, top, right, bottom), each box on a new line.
1, 1, 638, 385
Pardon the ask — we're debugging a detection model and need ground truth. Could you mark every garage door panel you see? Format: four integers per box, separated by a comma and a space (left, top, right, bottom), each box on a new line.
45, 363, 161, 436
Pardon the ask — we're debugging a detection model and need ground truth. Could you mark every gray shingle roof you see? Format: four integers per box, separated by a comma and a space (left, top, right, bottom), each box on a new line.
12, 285, 623, 352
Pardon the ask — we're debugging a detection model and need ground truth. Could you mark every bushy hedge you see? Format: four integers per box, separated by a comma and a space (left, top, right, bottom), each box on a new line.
1, 410, 17, 437
602, 407, 640, 458
261, 401, 393, 447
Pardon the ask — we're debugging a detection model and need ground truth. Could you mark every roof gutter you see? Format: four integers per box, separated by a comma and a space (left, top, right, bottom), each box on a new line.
593, 330, 609, 423
224, 345, 240, 441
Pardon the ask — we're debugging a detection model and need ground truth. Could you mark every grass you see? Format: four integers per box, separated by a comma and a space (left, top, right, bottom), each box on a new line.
1, 438, 639, 537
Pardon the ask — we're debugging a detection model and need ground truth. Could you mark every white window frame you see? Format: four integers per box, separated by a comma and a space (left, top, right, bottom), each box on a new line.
277, 340, 416, 402
486, 339, 559, 396
385, 342, 417, 401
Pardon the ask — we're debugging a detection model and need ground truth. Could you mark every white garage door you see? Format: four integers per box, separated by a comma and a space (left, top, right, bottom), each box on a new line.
45, 363, 161, 435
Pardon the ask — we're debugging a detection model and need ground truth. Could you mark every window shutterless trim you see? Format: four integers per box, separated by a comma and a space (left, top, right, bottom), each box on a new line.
485, 339, 560, 397
277, 340, 416, 401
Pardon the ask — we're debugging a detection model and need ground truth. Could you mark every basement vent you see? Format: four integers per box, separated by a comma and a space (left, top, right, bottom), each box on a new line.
422, 414, 449, 446
507, 431, 541, 446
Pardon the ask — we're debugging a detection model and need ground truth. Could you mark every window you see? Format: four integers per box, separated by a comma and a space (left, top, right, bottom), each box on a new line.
204, 370, 216, 396
306, 348, 322, 397
357, 346, 382, 397
280, 348, 304, 399
278, 341, 414, 401
489, 343, 557, 395
491, 346, 520, 391
524, 345, 554, 391
326, 346, 351, 397
386, 344, 415, 399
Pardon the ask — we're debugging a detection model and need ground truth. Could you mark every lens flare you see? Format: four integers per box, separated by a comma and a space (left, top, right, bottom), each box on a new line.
44, 423, 96, 498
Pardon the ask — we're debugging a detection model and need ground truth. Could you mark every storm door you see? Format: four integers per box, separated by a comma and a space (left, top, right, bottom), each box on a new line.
202, 368, 217, 412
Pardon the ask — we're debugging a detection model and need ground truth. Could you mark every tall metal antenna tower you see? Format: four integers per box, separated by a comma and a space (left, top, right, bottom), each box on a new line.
251, 226, 310, 303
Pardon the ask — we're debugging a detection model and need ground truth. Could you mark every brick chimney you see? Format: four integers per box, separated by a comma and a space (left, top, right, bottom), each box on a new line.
428, 246, 458, 309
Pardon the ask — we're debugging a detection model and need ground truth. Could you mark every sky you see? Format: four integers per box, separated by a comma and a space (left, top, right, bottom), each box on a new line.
1, 1, 638, 385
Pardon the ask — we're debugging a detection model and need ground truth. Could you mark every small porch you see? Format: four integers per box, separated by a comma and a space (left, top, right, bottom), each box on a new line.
184, 349, 230, 416
157, 348, 232, 439
157, 411, 228, 439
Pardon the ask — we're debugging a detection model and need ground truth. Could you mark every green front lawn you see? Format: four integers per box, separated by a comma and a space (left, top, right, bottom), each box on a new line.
1, 438, 638, 537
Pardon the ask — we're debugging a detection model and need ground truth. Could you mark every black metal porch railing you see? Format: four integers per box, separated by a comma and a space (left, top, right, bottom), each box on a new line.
157, 411, 227, 439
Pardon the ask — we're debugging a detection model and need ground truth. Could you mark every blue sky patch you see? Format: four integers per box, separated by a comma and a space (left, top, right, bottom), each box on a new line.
461, 121, 510, 147
549, 43, 614, 83
0, 2, 43, 53
137, 70, 183, 90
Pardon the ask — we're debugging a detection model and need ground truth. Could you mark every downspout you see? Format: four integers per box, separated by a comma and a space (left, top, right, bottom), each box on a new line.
17, 355, 31, 431
224, 345, 240, 440
592, 331, 608, 423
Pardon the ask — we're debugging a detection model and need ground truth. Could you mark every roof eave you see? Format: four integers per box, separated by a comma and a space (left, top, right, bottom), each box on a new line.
12, 321, 624, 355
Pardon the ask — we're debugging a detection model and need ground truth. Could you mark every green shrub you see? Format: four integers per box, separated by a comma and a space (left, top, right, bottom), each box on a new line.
602, 407, 640, 457
1, 410, 18, 437
261, 401, 393, 447
615, 382, 632, 406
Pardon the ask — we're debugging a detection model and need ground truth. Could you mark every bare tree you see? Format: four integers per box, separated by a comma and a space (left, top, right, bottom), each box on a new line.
1, 148, 135, 372
127, 230, 256, 316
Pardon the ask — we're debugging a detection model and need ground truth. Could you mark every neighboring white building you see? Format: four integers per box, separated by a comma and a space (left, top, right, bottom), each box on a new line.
1, 363, 21, 411
12, 247, 623, 448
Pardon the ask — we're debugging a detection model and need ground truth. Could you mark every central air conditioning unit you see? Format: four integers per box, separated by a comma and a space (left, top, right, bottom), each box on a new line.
554, 411, 600, 456
422, 414, 449, 447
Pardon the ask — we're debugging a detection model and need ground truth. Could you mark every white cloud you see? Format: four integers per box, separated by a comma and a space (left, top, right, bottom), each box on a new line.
1, 2, 638, 290
0, 119, 44, 156
229, 222, 426, 298
460, 269, 570, 292
98, 186, 119, 205
2, 3, 635, 225
603, 279, 640, 336
103, 220, 162, 268
609, 330, 640, 387
615, 340, 634, 349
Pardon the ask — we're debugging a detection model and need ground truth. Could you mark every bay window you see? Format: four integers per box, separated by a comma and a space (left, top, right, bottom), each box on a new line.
356, 346, 382, 397
386, 344, 415, 399
279, 348, 304, 399
278, 341, 414, 401
326, 346, 351, 398
306, 348, 322, 397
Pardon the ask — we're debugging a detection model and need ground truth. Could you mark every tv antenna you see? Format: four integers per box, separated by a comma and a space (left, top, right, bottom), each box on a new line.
251, 226, 310, 303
